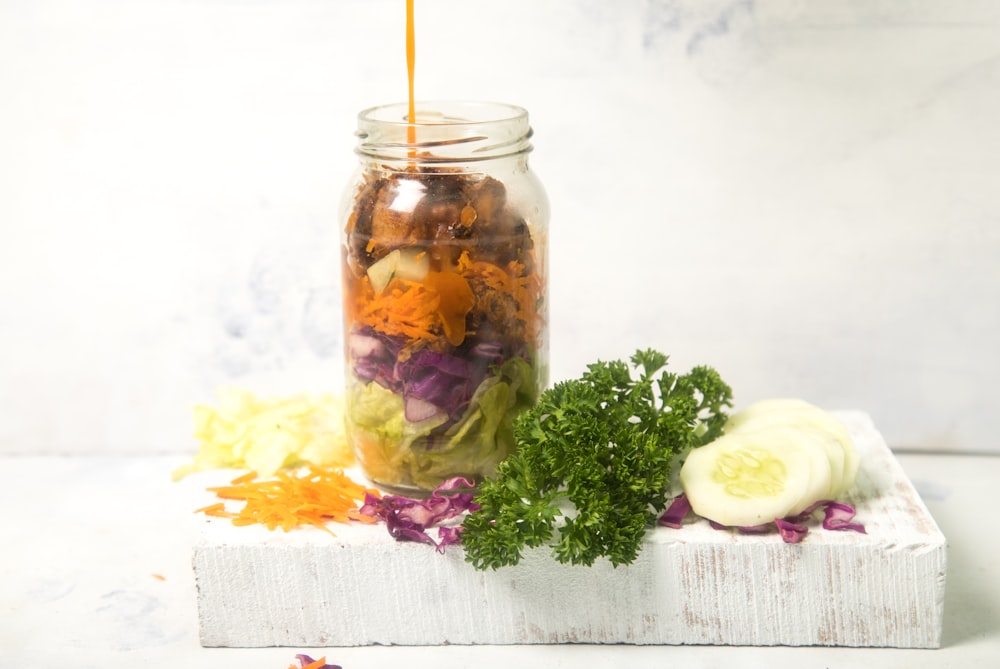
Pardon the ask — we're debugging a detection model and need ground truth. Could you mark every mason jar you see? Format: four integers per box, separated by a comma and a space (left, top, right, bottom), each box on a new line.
340, 101, 549, 494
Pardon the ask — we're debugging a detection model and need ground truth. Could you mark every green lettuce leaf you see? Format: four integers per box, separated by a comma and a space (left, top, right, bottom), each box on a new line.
347, 356, 539, 490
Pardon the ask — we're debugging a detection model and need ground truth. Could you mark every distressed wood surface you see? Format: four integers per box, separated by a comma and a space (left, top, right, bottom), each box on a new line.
193, 411, 946, 648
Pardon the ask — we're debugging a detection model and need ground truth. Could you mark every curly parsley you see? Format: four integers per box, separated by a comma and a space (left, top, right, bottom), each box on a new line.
461, 349, 732, 570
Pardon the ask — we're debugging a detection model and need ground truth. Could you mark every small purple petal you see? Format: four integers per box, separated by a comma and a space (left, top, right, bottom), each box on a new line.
658, 495, 691, 529
736, 524, 772, 535
294, 654, 342, 669
436, 525, 464, 552
775, 518, 809, 543
783, 500, 867, 535
821, 501, 867, 534
386, 513, 437, 546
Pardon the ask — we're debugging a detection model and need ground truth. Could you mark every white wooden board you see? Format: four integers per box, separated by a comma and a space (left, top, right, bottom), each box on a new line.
192, 411, 946, 648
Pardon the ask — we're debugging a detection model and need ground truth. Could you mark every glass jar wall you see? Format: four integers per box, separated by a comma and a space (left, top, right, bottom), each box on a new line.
340, 101, 549, 493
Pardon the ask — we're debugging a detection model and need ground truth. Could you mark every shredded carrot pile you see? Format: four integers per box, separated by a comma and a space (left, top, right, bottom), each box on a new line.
353, 271, 475, 347
354, 277, 442, 343
346, 249, 542, 351
196, 466, 380, 535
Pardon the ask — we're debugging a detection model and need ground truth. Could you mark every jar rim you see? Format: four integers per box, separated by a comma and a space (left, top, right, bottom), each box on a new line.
358, 100, 528, 127
356, 100, 533, 163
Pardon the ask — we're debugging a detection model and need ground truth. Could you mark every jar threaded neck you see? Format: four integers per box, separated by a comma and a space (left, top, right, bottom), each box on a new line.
356, 100, 533, 163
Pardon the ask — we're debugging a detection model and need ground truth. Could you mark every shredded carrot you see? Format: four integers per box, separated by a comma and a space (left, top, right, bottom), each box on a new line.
151, 573, 166, 581
195, 502, 230, 517
458, 251, 543, 345
230, 470, 257, 485
347, 248, 542, 350
354, 277, 441, 343
352, 271, 474, 347
197, 466, 380, 535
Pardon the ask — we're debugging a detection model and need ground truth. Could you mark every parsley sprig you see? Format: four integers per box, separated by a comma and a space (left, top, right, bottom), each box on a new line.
461, 349, 732, 569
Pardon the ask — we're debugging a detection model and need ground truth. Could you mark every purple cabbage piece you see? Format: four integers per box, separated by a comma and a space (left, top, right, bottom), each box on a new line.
657, 495, 691, 529
294, 654, 342, 669
359, 477, 481, 551
396, 349, 473, 419
774, 518, 809, 543
382, 507, 438, 547
349, 330, 404, 391
348, 327, 518, 424
437, 525, 465, 551
821, 502, 867, 533
660, 497, 865, 544
787, 499, 867, 535
735, 524, 772, 535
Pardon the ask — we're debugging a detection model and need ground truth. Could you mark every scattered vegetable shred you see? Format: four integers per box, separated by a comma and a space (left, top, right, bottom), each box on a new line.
197, 466, 379, 534
359, 476, 480, 551
658, 494, 865, 543
289, 654, 341, 669
173, 388, 354, 481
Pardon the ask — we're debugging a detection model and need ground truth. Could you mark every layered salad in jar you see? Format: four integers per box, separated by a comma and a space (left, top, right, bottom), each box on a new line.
341, 168, 545, 492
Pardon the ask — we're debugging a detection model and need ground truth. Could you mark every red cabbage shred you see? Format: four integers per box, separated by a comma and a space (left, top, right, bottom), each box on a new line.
659, 495, 866, 543
359, 477, 480, 552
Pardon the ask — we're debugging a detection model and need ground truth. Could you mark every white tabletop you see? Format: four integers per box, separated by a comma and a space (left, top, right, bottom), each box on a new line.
2, 451, 997, 668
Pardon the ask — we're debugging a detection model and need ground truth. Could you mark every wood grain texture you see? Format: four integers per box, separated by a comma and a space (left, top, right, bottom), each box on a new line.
193, 411, 946, 648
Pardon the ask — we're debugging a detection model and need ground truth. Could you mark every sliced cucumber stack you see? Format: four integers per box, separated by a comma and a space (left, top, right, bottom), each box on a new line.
679, 399, 858, 528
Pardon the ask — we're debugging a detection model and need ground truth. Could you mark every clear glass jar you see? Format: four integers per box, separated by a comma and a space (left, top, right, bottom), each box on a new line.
340, 101, 549, 494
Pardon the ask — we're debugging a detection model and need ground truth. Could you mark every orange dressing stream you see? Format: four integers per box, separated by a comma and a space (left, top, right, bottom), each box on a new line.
406, 0, 416, 150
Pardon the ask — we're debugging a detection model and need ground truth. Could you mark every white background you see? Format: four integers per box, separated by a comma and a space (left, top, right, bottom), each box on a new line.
2, 0, 999, 455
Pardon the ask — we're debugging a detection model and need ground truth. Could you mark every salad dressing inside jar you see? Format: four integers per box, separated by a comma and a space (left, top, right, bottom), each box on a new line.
340, 101, 549, 493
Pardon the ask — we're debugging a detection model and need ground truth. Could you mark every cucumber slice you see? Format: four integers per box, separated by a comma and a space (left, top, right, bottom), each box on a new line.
790, 427, 836, 513
366, 248, 430, 293
725, 399, 859, 497
725, 413, 844, 499
680, 429, 828, 527
724, 398, 817, 432
768, 425, 835, 512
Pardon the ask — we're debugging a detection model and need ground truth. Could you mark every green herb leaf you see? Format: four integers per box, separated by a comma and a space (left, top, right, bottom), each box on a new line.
461, 349, 732, 570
